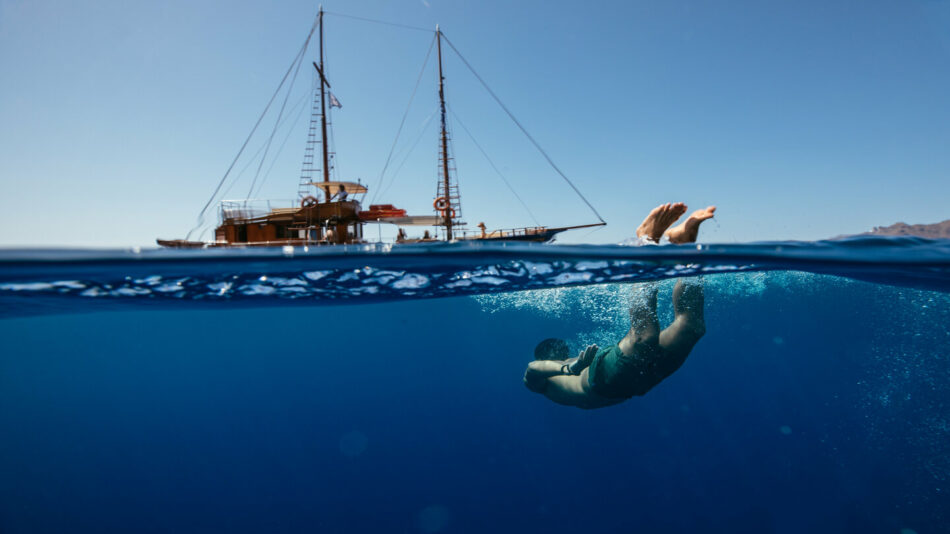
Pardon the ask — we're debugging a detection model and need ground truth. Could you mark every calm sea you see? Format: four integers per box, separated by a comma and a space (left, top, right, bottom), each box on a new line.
1, 238, 948, 533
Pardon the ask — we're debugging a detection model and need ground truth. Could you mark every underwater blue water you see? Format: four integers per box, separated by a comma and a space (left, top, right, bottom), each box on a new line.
1, 238, 949, 533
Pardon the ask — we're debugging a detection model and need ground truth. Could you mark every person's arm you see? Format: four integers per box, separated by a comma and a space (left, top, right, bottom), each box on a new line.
523, 344, 598, 392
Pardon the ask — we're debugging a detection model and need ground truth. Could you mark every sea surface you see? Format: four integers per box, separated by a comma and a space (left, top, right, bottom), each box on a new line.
1, 237, 949, 533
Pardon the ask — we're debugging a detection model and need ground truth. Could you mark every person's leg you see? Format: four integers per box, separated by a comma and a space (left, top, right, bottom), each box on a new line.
665, 206, 716, 244
658, 201, 713, 360
617, 283, 661, 356
635, 203, 687, 243
657, 278, 706, 375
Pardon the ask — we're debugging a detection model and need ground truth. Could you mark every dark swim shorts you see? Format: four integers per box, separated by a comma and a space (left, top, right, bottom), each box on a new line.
586, 344, 657, 399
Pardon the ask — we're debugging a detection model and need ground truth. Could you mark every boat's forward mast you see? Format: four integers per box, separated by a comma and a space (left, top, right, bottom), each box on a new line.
299, 6, 334, 204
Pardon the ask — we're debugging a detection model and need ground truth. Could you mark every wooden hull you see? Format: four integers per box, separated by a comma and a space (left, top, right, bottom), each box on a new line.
468, 230, 560, 243
156, 239, 209, 249
461, 223, 605, 244
156, 238, 353, 249
158, 222, 603, 248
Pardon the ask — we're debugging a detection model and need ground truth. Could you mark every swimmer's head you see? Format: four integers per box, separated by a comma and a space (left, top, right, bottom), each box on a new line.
534, 338, 569, 361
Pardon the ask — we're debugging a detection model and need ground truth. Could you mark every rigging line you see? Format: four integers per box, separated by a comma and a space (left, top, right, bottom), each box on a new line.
445, 120, 463, 214
327, 106, 338, 182
186, 14, 320, 240
324, 31, 339, 184
380, 106, 436, 187
377, 110, 437, 200
449, 107, 540, 227
225, 90, 310, 200
247, 37, 311, 199
578, 224, 606, 241
323, 11, 432, 33
440, 34, 606, 225
253, 92, 311, 198
369, 33, 437, 205
380, 107, 436, 190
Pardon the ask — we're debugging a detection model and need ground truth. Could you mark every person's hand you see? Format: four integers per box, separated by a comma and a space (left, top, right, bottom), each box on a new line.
578, 344, 599, 362
567, 344, 599, 375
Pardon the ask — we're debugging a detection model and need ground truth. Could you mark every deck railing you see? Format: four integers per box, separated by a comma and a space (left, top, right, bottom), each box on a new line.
219, 199, 297, 222
451, 226, 548, 240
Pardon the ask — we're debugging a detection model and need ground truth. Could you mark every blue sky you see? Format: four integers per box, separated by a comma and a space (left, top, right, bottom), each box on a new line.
1, 0, 949, 246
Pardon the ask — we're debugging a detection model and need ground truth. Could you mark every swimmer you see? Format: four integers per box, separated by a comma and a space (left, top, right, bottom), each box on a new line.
522, 202, 716, 409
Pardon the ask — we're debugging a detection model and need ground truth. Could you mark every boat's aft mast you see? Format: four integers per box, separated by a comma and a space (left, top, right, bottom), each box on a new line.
318, 6, 331, 202
436, 26, 453, 240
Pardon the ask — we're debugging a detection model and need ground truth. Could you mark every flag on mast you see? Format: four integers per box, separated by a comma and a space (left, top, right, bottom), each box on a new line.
328, 92, 342, 109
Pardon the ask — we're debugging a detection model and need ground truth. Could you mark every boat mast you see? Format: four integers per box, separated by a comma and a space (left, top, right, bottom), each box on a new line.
436, 27, 453, 240
318, 6, 331, 202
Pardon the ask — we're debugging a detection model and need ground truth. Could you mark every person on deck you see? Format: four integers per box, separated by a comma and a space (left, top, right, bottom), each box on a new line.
332, 184, 348, 202
522, 202, 716, 409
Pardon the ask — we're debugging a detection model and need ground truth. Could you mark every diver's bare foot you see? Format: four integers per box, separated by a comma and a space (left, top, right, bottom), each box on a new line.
635, 203, 687, 243
665, 206, 716, 244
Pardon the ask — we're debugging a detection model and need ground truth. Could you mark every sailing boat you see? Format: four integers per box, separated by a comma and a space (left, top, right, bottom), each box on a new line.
157, 9, 603, 248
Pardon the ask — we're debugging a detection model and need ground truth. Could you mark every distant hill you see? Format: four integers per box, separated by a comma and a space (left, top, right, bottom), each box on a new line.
855, 219, 950, 239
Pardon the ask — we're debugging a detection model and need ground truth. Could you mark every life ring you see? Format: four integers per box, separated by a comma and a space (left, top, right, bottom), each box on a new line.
301, 195, 318, 208
433, 197, 448, 211
439, 208, 456, 219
